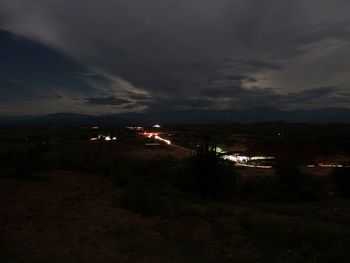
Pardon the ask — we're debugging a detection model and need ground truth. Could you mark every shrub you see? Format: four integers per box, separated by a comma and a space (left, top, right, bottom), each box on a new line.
238, 216, 350, 260
191, 144, 221, 197
234, 175, 273, 200
272, 158, 325, 202
112, 159, 176, 189
117, 184, 169, 216
40, 145, 119, 176
237, 212, 254, 230
331, 167, 350, 198
178, 143, 237, 199
0, 145, 40, 180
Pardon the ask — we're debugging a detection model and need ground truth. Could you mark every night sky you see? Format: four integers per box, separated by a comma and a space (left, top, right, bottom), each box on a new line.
1, 0, 350, 116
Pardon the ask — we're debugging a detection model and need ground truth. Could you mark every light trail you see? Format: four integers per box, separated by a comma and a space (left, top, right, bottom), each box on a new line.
141, 132, 171, 145
315, 164, 349, 168
221, 154, 275, 168
307, 163, 350, 168
137, 129, 349, 169
235, 163, 273, 169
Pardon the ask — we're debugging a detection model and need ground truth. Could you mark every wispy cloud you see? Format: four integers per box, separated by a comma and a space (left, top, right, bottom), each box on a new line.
0, 0, 349, 114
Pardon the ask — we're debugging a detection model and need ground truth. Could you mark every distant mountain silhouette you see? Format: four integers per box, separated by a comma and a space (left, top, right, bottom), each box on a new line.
1, 108, 350, 126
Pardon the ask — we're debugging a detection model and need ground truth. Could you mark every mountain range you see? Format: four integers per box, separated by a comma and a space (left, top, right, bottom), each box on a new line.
0, 108, 349, 126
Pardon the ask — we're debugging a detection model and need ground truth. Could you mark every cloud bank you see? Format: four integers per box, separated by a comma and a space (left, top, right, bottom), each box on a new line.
0, 0, 350, 115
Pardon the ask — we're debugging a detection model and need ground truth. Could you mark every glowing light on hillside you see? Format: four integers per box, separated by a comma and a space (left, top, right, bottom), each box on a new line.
126, 126, 143, 131
221, 153, 275, 169
250, 156, 275, 160
89, 134, 117, 142
141, 132, 171, 145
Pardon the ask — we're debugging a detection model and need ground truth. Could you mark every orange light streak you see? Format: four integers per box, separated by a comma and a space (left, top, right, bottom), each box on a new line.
141, 132, 171, 145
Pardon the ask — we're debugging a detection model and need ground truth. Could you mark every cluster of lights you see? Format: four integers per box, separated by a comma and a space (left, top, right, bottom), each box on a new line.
222, 154, 249, 163
222, 154, 275, 163
90, 135, 117, 141
126, 126, 144, 131
221, 153, 275, 168
141, 132, 171, 145
313, 163, 349, 168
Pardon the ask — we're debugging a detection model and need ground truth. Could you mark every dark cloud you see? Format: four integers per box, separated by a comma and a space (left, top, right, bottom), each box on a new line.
85, 96, 131, 106
286, 86, 338, 102
208, 74, 257, 83
0, 0, 349, 115
121, 101, 147, 110
222, 60, 285, 72
145, 97, 216, 112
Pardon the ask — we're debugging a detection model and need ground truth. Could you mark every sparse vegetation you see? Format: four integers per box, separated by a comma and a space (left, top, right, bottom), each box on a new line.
177, 142, 237, 199
0, 144, 41, 180
117, 184, 169, 216
271, 158, 325, 202
331, 167, 350, 198
0, 124, 349, 262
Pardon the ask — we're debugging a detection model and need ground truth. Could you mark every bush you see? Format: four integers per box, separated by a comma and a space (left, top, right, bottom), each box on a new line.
331, 167, 350, 198
117, 184, 169, 216
112, 159, 176, 189
190, 144, 221, 197
0, 145, 40, 180
178, 143, 237, 199
234, 175, 273, 200
272, 158, 325, 202
40, 145, 119, 176
237, 216, 350, 261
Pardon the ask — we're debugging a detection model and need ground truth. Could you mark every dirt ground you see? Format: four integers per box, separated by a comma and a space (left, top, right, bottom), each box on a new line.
1, 171, 229, 262
1, 170, 349, 263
